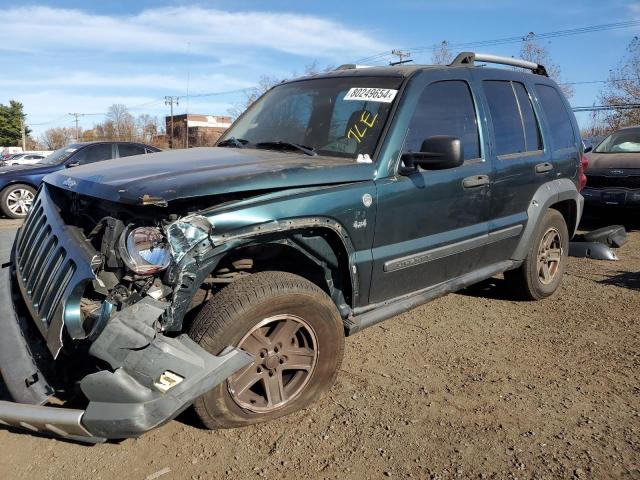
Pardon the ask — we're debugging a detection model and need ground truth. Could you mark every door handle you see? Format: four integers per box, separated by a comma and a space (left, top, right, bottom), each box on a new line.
535, 162, 554, 173
462, 175, 490, 188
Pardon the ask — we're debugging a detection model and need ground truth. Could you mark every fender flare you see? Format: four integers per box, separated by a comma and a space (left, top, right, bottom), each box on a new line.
510, 178, 584, 262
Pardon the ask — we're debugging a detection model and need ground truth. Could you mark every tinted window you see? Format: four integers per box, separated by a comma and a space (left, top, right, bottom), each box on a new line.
484, 81, 526, 156
535, 84, 575, 150
72, 144, 113, 165
512, 83, 542, 151
405, 80, 480, 160
118, 143, 146, 158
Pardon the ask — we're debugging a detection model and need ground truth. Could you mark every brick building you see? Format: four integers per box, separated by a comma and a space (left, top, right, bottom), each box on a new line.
166, 114, 233, 148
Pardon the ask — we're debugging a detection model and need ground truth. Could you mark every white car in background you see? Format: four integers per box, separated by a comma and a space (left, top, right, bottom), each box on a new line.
1, 151, 52, 167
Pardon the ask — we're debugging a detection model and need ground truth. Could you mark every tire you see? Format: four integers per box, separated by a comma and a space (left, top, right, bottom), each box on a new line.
189, 271, 345, 429
0, 184, 36, 219
505, 208, 569, 300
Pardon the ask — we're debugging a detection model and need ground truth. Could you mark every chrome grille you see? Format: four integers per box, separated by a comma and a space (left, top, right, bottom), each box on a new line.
13, 185, 97, 356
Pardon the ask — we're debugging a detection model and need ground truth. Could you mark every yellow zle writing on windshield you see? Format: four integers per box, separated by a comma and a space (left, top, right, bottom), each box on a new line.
347, 112, 379, 143
344, 88, 398, 103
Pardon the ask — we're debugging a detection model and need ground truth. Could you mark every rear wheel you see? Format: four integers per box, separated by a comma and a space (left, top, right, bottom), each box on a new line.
505, 208, 569, 300
0, 184, 36, 219
189, 271, 344, 429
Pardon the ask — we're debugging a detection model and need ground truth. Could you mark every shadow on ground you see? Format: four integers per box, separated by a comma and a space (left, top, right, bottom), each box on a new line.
598, 270, 640, 291
456, 277, 522, 301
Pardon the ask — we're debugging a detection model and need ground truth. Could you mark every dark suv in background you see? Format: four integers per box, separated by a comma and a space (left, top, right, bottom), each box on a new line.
583, 126, 640, 207
0, 141, 160, 218
0, 52, 585, 442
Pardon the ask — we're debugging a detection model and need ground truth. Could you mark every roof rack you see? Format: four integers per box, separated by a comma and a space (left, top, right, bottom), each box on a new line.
450, 52, 548, 77
334, 64, 373, 71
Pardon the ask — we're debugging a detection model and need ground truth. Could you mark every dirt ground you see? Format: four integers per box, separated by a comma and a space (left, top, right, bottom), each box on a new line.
0, 210, 638, 480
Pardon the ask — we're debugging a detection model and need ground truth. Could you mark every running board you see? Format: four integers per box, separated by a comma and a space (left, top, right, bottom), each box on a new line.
346, 261, 513, 335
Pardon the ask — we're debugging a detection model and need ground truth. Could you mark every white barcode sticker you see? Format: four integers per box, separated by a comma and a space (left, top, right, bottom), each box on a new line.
344, 88, 398, 103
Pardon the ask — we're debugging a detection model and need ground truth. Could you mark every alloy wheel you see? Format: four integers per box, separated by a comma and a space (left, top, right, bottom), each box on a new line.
537, 227, 563, 285
6, 188, 34, 216
227, 314, 318, 413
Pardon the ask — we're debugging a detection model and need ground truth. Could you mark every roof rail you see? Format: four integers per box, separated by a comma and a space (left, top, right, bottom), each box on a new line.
334, 64, 373, 71
449, 52, 548, 77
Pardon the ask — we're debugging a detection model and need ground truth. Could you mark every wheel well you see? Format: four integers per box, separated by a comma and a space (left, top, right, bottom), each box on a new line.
549, 199, 578, 237
206, 228, 354, 315
1, 181, 37, 193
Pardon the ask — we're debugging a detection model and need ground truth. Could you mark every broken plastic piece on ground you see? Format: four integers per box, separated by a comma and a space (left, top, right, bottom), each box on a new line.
569, 242, 619, 261
576, 225, 628, 249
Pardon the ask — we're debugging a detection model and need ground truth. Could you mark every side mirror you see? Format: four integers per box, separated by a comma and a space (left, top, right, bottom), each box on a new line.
582, 139, 593, 154
66, 162, 80, 168
401, 135, 464, 172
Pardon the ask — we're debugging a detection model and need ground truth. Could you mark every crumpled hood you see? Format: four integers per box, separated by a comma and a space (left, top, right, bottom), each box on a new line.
586, 152, 640, 169
44, 147, 375, 204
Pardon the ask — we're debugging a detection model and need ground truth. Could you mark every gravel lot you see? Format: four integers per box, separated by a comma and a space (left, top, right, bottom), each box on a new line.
0, 211, 638, 479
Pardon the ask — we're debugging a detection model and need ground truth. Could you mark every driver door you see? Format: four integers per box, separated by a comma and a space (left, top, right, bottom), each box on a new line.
369, 71, 492, 303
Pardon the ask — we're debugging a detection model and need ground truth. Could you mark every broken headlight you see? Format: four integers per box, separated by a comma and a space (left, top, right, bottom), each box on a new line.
119, 226, 172, 275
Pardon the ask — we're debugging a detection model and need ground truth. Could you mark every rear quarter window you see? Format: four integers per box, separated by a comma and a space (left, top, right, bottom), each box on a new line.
483, 80, 542, 156
535, 84, 576, 150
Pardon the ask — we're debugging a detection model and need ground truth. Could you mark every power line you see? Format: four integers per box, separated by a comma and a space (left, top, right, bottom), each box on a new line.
573, 104, 640, 112
356, 19, 640, 64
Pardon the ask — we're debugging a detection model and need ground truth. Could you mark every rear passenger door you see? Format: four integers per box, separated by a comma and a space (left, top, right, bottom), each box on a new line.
117, 143, 147, 158
69, 143, 115, 166
472, 71, 549, 265
370, 71, 492, 303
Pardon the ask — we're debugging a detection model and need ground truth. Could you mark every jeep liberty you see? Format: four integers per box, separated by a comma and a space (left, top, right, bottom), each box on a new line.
0, 52, 586, 442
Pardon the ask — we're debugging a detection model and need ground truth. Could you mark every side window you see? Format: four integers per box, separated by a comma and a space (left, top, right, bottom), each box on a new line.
405, 80, 480, 161
512, 83, 542, 151
72, 144, 113, 165
535, 84, 576, 150
484, 81, 543, 156
118, 143, 146, 158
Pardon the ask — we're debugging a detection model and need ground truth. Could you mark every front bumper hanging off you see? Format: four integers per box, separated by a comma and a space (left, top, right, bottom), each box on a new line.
0, 257, 253, 442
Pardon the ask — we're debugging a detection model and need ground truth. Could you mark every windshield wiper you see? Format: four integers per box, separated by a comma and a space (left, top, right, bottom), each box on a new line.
255, 141, 317, 156
218, 137, 248, 148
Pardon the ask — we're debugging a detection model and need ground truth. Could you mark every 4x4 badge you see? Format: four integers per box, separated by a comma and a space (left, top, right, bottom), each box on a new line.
63, 177, 77, 189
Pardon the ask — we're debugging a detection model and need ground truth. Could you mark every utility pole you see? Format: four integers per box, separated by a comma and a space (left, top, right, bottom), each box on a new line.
20, 117, 26, 150
68, 113, 81, 141
390, 49, 412, 66
164, 96, 179, 148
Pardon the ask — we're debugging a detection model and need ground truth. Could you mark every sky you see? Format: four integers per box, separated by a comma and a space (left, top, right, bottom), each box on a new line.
0, 0, 638, 137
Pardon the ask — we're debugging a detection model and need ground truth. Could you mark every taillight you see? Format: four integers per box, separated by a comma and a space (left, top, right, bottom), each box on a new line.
578, 155, 589, 192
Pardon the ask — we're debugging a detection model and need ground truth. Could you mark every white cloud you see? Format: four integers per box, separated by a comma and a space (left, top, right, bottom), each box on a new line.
0, 71, 255, 93
0, 6, 388, 58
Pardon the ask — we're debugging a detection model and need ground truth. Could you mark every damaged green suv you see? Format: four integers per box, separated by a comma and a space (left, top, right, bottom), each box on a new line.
0, 52, 585, 442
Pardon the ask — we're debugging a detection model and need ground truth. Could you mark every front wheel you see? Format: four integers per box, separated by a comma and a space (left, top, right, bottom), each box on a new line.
505, 208, 569, 300
0, 184, 36, 219
189, 271, 345, 429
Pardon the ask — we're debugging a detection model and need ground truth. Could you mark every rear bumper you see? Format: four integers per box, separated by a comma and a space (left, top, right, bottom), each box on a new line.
582, 187, 640, 206
0, 245, 253, 442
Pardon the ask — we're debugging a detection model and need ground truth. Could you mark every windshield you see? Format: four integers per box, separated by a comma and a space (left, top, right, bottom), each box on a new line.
220, 76, 403, 160
594, 130, 640, 153
38, 144, 82, 165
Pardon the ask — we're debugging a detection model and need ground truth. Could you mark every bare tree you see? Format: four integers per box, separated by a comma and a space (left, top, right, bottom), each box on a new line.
519, 33, 573, 98
106, 104, 135, 140
431, 41, 453, 65
136, 114, 159, 142
599, 36, 640, 130
40, 127, 74, 149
